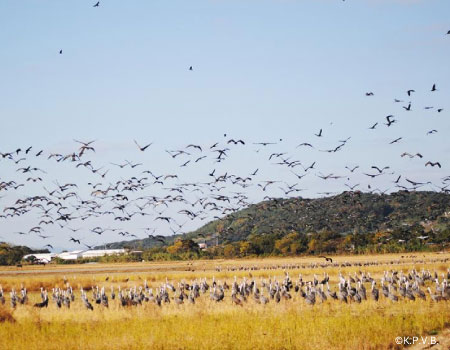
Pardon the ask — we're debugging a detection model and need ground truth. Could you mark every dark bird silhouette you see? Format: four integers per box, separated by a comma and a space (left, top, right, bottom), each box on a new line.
345, 165, 359, 173
319, 256, 333, 263
253, 142, 277, 146
385, 115, 396, 127
296, 142, 313, 148
134, 140, 153, 151
195, 156, 207, 162
431, 84, 437, 92
186, 144, 202, 152
189, 66, 193, 71
155, 216, 172, 223
407, 89, 415, 96
69, 237, 81, 244
427, 130, 437, 135
389, 137, 402, 144
371, 166, 389, 173
401, 152, 422, 159
302, 162, 316, 172
227, 139, 245, 145
425, 161, 441, 168
93, 1, 100, 7
365, 92, 374, 96
59, 50, 63, 54
314, 129, 323, 137
403, 103, 411, 111
368, 123, 378, 130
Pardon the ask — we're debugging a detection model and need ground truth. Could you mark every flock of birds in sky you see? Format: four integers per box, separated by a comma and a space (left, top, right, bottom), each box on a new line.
0, 79, 448, 251
0, 2, 449, 251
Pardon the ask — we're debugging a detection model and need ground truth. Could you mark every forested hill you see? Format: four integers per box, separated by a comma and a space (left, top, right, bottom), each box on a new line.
189, 191, 450, 242
101, 191, 450, 252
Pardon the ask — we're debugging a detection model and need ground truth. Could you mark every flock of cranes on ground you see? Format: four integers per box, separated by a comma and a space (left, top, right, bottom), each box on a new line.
1, 267, 449, 310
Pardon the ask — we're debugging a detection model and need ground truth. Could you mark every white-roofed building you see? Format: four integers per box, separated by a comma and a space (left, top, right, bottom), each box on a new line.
23, 253, 57, 264
58, 250, 85, 260
80, 249, 126, 258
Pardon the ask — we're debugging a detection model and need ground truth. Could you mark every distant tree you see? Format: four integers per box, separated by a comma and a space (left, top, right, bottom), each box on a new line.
166, 239, 199, 255
274, 232, 307, 255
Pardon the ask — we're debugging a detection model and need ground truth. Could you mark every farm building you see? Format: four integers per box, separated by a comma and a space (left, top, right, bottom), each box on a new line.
80, 249, 126, 258
23, 253, 57, 264
58, 250, 85, 260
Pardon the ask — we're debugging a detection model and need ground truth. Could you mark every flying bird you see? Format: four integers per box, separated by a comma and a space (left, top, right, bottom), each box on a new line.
69, 237, 81, 244
296, 142, 313, 148
319, 256, 333, 263
345, 165, 359, 173
371, 166, 390, 173
425, 161, 441, 168
314, 129, 323, 137
93, 1, 100, 7
134, 140, 153, 151
389, 137, 402, 144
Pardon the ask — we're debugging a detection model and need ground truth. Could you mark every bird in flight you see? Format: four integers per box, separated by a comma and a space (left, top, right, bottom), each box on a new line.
69, 237, 81, 244
253, 142, 277, 146
189, 66, 193, 71
371, 166, 390, 173
431, 84, 437, 92
59, 50, 63, 54
403, 103, 411, 111
385, 115, 396, 127
134, 140, 153, 152
319, 256, 333, 263
389, 137, 402, 144
407, 89, 415, 96
365, 92, 374, 96
425, 161, 441, 168
93, 1, 100, 7
314, 129, 323, 137
368, 122, 378, 130
296, 142, 313, 148
345, 165, 359, 173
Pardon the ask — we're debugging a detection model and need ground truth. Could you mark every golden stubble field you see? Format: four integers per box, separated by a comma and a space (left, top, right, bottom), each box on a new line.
0, 252, 449, 350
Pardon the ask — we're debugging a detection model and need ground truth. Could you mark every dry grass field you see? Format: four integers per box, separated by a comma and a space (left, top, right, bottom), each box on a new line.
0, 252, 449, 350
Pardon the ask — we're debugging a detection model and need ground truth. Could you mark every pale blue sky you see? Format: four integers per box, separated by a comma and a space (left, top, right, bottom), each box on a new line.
0, 0, 449, 250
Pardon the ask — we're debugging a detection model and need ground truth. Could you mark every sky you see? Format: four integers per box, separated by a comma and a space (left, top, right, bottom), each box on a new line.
0, 0, 449, 251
